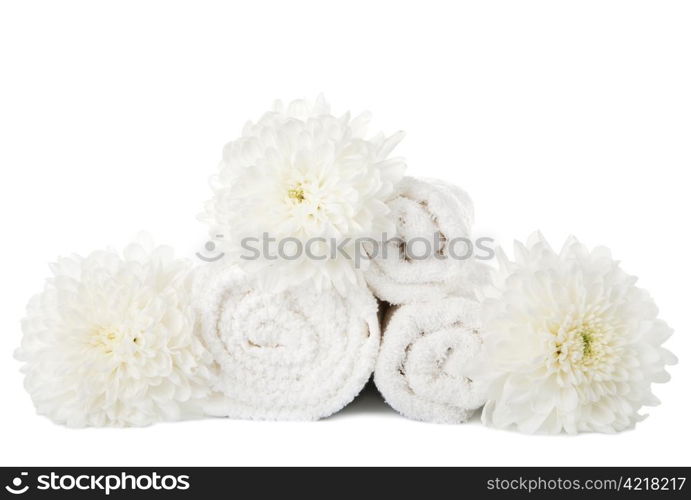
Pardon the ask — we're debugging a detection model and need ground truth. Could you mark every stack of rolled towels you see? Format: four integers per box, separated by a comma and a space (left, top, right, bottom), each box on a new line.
188, 97, 491, 423
367, 177, 490, 424
16, 97, 675, 434
196, 173, 489, 423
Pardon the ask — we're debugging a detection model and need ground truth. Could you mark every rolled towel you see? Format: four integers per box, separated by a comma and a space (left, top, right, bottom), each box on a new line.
374, 297, 486, 423
365, 176, 490, 305
194, 265, 380, 421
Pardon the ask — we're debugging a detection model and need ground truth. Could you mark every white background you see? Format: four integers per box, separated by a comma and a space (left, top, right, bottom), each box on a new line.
1, 0, 689, 466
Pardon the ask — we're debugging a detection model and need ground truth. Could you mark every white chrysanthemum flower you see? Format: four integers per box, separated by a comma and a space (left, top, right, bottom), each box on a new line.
203, 96, 406, 293
16, 236, 215, 427
476, 233, 676, 434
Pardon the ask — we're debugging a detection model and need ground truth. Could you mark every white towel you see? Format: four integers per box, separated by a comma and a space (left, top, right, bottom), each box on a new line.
374, 297, 486, 423
365, 176, 490, 305
193, 264, 380, 421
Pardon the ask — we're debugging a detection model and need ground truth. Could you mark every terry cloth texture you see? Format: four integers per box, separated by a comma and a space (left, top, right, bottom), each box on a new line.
374, 297, 486, 423
365, 176, 490, 305
193, 265, 380, 421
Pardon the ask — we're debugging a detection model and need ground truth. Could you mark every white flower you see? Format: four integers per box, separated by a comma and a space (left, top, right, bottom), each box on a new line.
203, 96, 406, 293
16, 237, 215, 427
476, 233, 676, 434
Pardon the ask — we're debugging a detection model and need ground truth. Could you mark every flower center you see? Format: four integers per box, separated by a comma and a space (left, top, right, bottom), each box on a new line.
285, 179, 328, 226
90, 327, 139, 354
551, 322, 605, 372
579, 326, 595, 358
288, 186, 305, 203
91, 327, 120, 354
